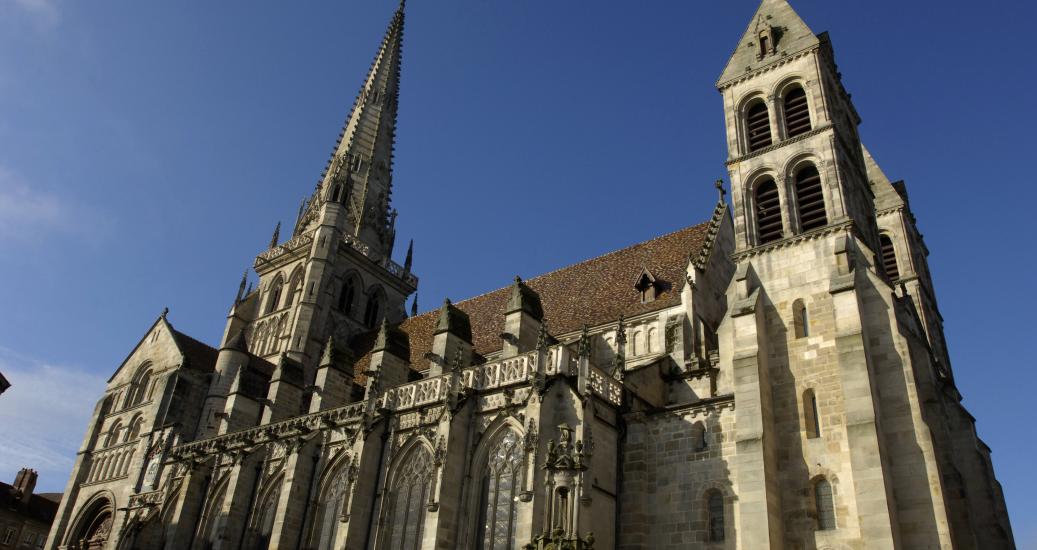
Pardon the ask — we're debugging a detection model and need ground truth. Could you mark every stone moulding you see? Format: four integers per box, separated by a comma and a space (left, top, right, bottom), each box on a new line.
731, 219, 853, 262
725, 123, 831, 166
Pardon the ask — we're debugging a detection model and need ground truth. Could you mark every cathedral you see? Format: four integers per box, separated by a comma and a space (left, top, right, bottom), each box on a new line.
45, 1, 1015, 549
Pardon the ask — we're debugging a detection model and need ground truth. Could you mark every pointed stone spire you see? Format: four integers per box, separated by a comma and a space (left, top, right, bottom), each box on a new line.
269, 221, 281, 249
403, 239, 414, 272
235, 270, 248, 303
410, 292, 418, 317
612, 315, 627, 379
297, 3, 407, 254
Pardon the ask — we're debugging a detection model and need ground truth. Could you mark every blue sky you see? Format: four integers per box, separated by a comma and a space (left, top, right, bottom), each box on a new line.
0, 0, 1033, 543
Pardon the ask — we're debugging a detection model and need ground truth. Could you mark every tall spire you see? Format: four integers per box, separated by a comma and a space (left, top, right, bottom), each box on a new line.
295, 3, 407, 257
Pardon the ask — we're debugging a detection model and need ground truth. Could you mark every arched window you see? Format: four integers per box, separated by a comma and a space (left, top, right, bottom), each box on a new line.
126, 365, 154, 408
476, 430, 524, 550
707, 490, 725, 542
814, 478, 836, 530
382, 445, 432, 550
311, 462, 351, 550
285, 271, 303, 307
746, 100, 773, 152
266, 276, 284, 314
363, 292, 382, 329
126, 416, 144, 442
803, 389, 821, 439
783, 86, 812, 138
793, 299, 809, 339
691, 421, 707, 452
338, 278, 357, 316
794, 165, 827, 232
879, 234, 900, 281
754, 178, 783, 244
104, 421, 123, 448
252, 480, 282, 550
198, 476, 229, 548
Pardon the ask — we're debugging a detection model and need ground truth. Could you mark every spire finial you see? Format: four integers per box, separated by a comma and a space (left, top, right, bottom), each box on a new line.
411, 293, 418, 317
160, 307, 169, 319
269, 222, 281, 249
235, 270, 248, 303
404, 239, 414, 272
715, 179, 726, 201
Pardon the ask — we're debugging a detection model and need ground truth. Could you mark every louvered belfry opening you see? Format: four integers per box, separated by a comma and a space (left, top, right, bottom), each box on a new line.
794, 165, 827, 232
755, 179, 783, 244
880, 234, 900, 280
783, 87, 812, 138
746, 101, 772, 152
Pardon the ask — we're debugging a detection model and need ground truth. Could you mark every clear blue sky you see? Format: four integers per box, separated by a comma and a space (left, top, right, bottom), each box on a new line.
0, 0, 1033, 544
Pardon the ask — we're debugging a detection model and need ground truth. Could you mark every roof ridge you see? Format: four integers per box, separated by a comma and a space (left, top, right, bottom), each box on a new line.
435, 220, 711, 313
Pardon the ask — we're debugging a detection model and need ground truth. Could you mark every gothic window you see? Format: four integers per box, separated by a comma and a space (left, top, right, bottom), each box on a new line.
879, 234, 900, 281
754, 178, 783, 244
199, 476, 229, 548
706, 490, 725, 542
476, 430, 524, 550
793, 299, 809, 339
814, 478, 836, 530
253, 480, 282, 550
286, 271, 304, 307
381, 445, 433, 550
127, 365, 153, 408
364, 291, 382, 328
126, 416, 144, 442
794, 165, 827, 232
803, 389, 821, 439
104, 421, 123, 448
746, 100, 772, 152
312, 462, 351, 550
783, 86, 812, 138
339, 278, 357, 316
266, 276, 284, 314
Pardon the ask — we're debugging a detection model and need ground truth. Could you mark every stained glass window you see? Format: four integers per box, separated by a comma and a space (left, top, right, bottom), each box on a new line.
815, 478, 836, 531
382, 446, 433, 550
313, 464, 350, 549
476, 430, 524, 550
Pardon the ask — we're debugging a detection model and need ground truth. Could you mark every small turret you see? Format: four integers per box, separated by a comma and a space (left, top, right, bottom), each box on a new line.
501, 276, 544, 358
429, 299, 473, 375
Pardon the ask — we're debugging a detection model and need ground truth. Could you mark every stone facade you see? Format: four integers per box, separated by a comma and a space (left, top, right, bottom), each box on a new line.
45, 1, 1014, 549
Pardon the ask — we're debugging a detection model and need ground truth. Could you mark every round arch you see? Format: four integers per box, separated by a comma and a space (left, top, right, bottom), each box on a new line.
65, 491, 117, 549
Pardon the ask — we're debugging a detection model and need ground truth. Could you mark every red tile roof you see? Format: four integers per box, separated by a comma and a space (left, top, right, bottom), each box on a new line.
352, 221, 711, 375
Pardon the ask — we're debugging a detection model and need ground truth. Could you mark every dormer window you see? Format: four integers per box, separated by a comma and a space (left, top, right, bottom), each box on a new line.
755, 16, 777, 59
634, 267, 660, 303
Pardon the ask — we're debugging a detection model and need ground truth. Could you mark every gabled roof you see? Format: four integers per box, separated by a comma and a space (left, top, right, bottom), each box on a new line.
0, 482, 59, 525
352, 221, 712, 375
717, 0, 820, 87
107, 315, 221, 384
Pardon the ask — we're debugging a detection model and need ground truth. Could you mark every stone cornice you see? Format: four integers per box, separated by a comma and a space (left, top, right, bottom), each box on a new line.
725, 124, 832, 166
717, 45, 818, 91
731, 220, 854, 263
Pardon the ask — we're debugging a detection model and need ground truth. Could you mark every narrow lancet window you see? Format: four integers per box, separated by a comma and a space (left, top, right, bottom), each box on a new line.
312, 464, 350, 549
381, 446, 432, 550
339, 278, 357, 315
793, 299, 809, 339
803, 388, 821, 439
707, 491, 725, 542
879, 234, 900, 281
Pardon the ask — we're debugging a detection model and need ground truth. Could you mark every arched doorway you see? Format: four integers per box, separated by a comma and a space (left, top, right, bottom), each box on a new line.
67, 494, 115, 549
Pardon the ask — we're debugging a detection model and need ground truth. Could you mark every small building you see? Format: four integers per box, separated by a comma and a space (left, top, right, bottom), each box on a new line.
0, 469, 60, 549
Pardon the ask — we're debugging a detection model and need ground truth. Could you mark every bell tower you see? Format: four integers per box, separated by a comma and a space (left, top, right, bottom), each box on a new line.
221, 2, 417, 377
718, 0, 879, 253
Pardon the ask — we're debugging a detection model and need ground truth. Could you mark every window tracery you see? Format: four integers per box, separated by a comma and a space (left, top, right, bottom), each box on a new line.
381, 445, 433, 550
312, 462, 351, 549
476, 429, 524, 550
